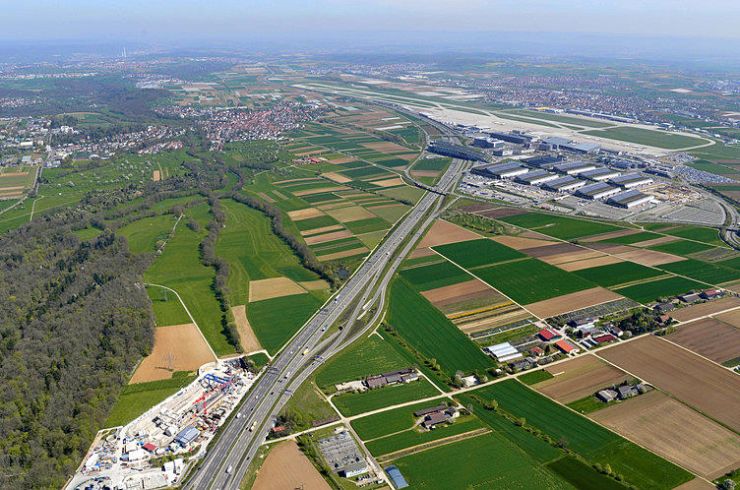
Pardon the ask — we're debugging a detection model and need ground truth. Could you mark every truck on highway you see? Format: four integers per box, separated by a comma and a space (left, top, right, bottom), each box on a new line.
226, 465, 233, 474
249, 421, 257, 432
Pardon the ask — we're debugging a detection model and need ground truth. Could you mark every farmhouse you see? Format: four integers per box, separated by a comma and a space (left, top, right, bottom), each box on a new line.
538, 328, 561, 342
484, 342, 523, 362
413, 404, 447, 417
365, 368, 418, 389
700, 289, 722, 300
597, 389, 619, 403
554, 339, 579, 354
421, 407, 459, 430
618, 385, 638, 400
678, 293, 701, 303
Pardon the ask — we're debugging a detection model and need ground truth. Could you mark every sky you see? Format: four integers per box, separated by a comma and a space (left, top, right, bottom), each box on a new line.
1, 0, 739, 57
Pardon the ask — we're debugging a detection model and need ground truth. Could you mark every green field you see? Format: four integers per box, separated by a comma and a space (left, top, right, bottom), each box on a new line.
399, 260, 471, 291
567, 395, 608, 415
217, 199, 320, 305
118, 214, 177, 254
294, 214, 339, 231
315, 335, 409, 390
365, 417, 484, 456
655, 225, 724, 246
475, 258, 595, 305
331, 380, 440, 417
146, 285, 191, 326
393, 433, 569, 490
105, 372, 196, 427
351, 400, 443, 440
582, 126, 706, 149
412, 157, 452, 171
344, 216, 389, 234
615, 276, 706, 303
388, 279, 495, 377
687, 159, 736, 175
649, 239, 716, 255
596, 231, 661, 244
547, 456, 628, 490
432, 238, 526, 269
659, 259, 739, 285
143, 204, 234, 356
505, 109, 612, 128
472, 381, 692, 489
572, 262, 665, 287
247, 293, 323, 355
518, 369, 554, 385
499, 212, 623, 240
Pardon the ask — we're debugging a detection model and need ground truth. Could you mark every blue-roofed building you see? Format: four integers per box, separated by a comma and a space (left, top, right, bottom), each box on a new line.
385, 465, 409, 489
174, 426, 200, 447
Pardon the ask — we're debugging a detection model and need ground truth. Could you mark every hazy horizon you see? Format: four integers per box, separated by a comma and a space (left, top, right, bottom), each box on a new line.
1, 0, 739, 62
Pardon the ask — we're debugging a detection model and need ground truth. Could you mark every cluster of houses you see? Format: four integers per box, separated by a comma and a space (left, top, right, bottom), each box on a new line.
654, 289, 725, 318
564, 319, 621, 348
334, 368, 420, 393
413, 404, 460, 430
596, 382, 650, 404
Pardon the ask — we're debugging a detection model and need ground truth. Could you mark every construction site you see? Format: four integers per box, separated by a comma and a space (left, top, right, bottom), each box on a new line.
67, 359, 259, 490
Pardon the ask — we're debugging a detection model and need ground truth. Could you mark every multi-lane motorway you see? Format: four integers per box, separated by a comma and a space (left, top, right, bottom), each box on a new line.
184, 155, 464, 490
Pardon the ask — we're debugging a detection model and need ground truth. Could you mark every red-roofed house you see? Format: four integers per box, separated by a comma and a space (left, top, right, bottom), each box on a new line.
538, 328, 561, 342
555, 339, 579, 354
591, 334, 616, 344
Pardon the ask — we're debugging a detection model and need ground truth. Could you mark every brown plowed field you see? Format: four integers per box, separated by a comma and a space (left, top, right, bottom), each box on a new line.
491, 235, 560, 250
715, 308, 740, 327
253, 441, 330, 490
421, 279, 491, 304
325, 205, 375, 223
362, 141, 410, 153
328, 156, 357, 164
674, 479, 716, 490
630, 236, 680, 248
525, 242, 584, 258
542, 250, 605, 266
615, 249, 686, 266
436, 289, 507, 314
299, 279, 330, 290
558, 255, 624, 271
581, 228, 642, 242
457, 307, 530, 334
591, 391, 740, 479
586, 243, 636, 254
304, 230, 353, 245
129, 324, 215, 384
415, 219, 479, 249
287, 207, 325, 221
524, 287, 624, 319
598, 336, 740, 431
322, 172, 352, 183
301, 224, 345, 237
318, 247, 368, 261
536, 355, 630, 403
671, 296, 740, 322
293, 186, 346, 197
248, 277, 307, 302
667, 318, 740, 363
371, 177, 405, 187
231, 305, 263, 353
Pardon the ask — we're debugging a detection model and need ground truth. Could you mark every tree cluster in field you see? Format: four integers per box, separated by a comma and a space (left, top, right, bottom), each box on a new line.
0, 213, 155, 489
199, 195, 242, 351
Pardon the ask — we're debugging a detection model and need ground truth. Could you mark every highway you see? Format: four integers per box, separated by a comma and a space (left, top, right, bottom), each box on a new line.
184, 155, 464, 490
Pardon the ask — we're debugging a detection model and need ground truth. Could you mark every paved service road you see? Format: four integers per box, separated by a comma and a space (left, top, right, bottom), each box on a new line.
184, 155, 464, 490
